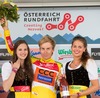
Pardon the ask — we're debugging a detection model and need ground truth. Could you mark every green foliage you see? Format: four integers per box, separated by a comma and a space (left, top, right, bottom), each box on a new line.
0, 2, 19, 26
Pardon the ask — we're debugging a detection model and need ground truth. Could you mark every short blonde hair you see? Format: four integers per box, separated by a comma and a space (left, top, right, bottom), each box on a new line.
38, 35, 56, 49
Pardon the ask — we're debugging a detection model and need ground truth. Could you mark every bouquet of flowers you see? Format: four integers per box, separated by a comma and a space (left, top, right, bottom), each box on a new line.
0, 0, 19, 26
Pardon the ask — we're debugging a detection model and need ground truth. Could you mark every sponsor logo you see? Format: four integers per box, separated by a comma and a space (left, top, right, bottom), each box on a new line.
38, 74, 52, 83
98, 68, 100, 77
30, 48, 41, 58
0, 49, 12, 60
34, 67, 57, 86
46, 13, 84, 31
39, 69, 54, 77
91, 48, 100, 60
98, 68, 100, 73
94, 89, 100, 96
14, 86, 30, 92
58, 49, 73, 60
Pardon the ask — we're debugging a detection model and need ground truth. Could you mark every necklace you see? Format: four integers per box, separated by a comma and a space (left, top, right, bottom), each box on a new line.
21, 67, 25, 72
20, 66, 28, 85
70, 61, 81, 68
25, 75, 28, 85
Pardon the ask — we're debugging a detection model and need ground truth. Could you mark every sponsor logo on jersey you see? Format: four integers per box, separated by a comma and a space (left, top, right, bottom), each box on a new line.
34, 67, 57, 86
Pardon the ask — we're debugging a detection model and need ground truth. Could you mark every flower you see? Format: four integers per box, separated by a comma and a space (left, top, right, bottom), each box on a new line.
0, 0, 19, 26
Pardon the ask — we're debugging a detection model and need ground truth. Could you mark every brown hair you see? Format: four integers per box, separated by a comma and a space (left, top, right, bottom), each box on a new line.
38, 35, 56, 49
71, 36, 91, 67
12, 40, 33, 83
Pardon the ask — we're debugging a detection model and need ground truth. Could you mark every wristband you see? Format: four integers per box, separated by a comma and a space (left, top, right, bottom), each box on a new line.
77, 92, 81, 97
12, 68, 18, 73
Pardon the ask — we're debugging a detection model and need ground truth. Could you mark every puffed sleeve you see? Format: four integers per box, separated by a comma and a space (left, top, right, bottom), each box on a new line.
86, 59, 98, 80
1, 62, 12, 81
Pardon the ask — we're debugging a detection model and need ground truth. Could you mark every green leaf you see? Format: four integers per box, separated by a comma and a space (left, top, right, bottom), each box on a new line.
0, 2, 19, 26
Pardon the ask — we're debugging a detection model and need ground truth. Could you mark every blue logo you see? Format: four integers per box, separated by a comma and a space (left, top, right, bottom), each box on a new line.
95, 89, 100, 96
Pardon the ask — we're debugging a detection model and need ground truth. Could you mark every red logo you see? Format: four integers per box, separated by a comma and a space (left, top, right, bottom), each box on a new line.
46, 13, 84, 31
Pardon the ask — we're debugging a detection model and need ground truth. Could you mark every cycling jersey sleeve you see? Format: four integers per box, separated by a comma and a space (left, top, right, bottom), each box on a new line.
4, 29, 14, 55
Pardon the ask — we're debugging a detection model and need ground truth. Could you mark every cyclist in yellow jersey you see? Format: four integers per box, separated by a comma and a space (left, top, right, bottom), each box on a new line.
0, 18, 62, 98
